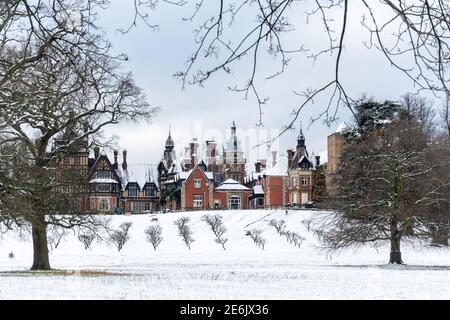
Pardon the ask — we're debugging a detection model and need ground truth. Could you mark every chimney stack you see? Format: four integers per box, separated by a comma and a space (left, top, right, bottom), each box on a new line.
260, 159, 267, 170
272, 151, 277, 167
94, 146, 100, 159
122, 149, 128, 171
113, 150, 118, 169
255, 161, 262, 173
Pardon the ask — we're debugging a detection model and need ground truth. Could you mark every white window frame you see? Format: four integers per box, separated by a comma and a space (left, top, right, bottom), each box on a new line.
229, 195, 241, 209
194, 179, 202, 189
193, 195, 203, 208
301, 177, 308, 186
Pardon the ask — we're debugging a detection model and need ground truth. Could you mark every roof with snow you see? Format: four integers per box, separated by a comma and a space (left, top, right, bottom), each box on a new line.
89, 178, 119, 184
178, 169, 214, 181
216, 178, 251, 191
253, 185, 264, 195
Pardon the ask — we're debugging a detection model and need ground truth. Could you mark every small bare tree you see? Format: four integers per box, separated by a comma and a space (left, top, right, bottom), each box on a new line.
291, 233, 306, 248
268, 219, 286, 235
145, 225, 163, 251
302, 219, 312, 232
78, 230, 97, 250
247, 229, 266, 250
109, 222, 132, 252
174, 217, 194, 250
202, 214, 228, 250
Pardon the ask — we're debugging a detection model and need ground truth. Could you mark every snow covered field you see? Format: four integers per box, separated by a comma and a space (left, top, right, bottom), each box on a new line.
1, 209, 450, 299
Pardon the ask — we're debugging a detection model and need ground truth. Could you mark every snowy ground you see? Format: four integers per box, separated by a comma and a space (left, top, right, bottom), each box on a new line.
1, 209, 450, 299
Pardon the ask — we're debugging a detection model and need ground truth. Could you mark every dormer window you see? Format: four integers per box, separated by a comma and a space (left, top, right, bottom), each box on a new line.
144, 186, 155, 197
300, 162, 310, 170
128, 185, 138, 197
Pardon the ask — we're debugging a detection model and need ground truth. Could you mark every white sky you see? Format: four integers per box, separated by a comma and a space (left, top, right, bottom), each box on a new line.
95, 1, 443, 182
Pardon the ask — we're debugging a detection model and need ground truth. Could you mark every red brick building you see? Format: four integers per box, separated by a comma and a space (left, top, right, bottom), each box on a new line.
286, 128, 316, 206
214, 179, 252, 209
179, 165, 214, 210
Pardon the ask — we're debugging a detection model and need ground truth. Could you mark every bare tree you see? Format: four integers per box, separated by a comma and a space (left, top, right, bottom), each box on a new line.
145, 225, 163, 250
319, 101, 450, 264
246, 229, 266, 250
400, 93, 436, 135
109, 222, 132, 252
0, 1, 155, 270
174, 217, 195, 250
268, 219, 286, 235
440, 94, 450, 138
126, 1, 449, 138
78, 230, 97, 250
202, 214, 228, 249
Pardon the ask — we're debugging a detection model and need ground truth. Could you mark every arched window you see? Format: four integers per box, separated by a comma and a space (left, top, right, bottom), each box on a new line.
292, 193, 298, 204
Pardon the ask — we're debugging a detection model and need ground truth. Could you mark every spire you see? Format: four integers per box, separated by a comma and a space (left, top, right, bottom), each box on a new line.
231, 120, 236, 133
165, 126, 174, 149
297, 121, 305, 148
122, 149, 128, 171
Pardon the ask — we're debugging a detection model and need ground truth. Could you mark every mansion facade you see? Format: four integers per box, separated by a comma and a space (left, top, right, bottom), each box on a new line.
57, 120, 343, 214
157, 122, 325, 211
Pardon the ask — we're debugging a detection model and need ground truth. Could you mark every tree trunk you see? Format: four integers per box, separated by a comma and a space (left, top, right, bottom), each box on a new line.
389, 219, 403, 264
31, 216, 51, 270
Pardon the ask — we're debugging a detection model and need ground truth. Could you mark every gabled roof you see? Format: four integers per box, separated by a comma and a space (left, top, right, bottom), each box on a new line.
216, 178, 251, 191
178, 166, 214, 181
125, 181, 141, 191
88, 154, 121, 183
143, 181, 158, 191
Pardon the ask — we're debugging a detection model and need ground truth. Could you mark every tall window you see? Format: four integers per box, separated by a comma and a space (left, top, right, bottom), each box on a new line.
292, 193, 298, 204
144, 187, 155, 197
128, 185, 138, 197
74, 157, 80, 165
134, 202, 145, 213
301, 177, 308, 186
193, 195, 203, 208
229, 196, 241, 209
194, 179, 201, 189
100, 199, 108, 211
291, 176, 297, 187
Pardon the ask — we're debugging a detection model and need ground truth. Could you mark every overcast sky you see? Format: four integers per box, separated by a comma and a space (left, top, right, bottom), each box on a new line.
95, 1, 442, 182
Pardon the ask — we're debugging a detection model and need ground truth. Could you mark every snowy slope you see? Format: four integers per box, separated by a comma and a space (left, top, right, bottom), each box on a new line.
0, 210, 450, 299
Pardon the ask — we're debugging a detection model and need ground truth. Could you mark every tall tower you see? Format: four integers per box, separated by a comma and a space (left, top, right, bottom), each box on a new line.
296, 124, 308, 158
164, 127, 175, 167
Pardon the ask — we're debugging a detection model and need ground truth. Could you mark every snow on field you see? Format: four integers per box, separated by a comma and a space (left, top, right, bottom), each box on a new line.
1, 209, 450, 299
